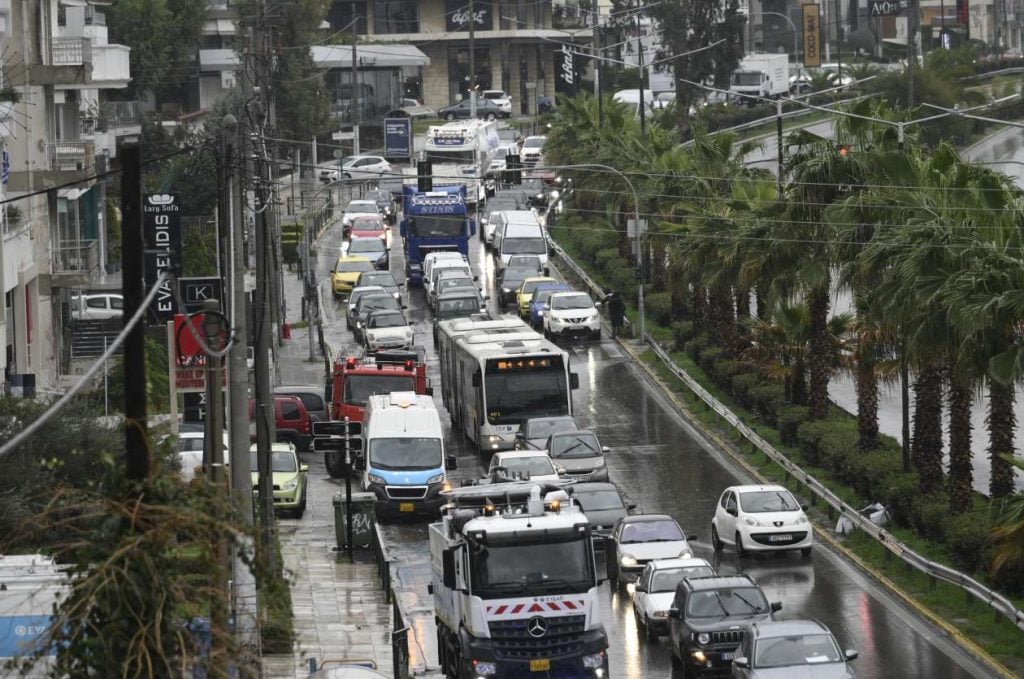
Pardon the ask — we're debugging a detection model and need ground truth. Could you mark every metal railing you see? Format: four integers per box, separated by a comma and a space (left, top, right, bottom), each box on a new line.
52, 240, 99, 274
550, 234, 1024, 634
50, 37, 90, 66
547, 235, 632, 332
97, 101, 144, 132
46, 141, 93, 172
369, 522, 411, 678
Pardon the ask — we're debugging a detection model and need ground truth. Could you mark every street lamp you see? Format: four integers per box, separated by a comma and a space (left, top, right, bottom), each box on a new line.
535, 162, 645, 339
745, 12, 800, 65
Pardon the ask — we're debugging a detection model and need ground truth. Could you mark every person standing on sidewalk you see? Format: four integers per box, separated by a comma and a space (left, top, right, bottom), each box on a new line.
605, 291, 626, 338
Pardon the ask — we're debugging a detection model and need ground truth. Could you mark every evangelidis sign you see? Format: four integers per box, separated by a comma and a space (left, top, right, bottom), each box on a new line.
143, 193, 182, 323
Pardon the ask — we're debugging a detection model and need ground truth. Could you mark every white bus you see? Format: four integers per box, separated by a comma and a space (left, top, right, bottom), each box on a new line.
440, 327, 579, 453
414, 120, 500, 204
436, 317, 530, 417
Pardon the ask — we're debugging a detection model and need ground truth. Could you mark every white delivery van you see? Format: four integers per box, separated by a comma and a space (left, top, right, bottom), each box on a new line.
362, 392, 456, 517
490, 210, 548, 268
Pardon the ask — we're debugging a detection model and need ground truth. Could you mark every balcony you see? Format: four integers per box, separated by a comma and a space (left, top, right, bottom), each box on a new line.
52, 240, 101, 287
24, 38, 130, 88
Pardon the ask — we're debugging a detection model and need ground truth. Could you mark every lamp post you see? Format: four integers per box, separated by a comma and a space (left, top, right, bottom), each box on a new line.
534, 162, 644, 339
745, 11, 801, 64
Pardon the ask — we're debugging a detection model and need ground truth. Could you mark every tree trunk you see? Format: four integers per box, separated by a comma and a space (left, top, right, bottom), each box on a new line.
912, 363, 944, 493
987, 379, 1016, 498
947, 374, 973, 514
690, 285, 707, 328
734, 288, 751, 348
806, 284, 831, 420
791, 357, 808, 406
855, 341, 879, 451
708, 285, 735, 347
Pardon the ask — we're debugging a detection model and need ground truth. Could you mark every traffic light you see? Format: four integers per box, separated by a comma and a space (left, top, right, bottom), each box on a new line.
417, 160, 433, 192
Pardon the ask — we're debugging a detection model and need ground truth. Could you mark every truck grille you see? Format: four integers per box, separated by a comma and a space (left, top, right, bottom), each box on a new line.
566, 317, 589, 324
385, 486, 427, 500
710, 629, 744, 646
489, 614, 586, 660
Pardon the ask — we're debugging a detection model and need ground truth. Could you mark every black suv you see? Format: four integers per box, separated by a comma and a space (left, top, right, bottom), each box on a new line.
667, 574, 781, 678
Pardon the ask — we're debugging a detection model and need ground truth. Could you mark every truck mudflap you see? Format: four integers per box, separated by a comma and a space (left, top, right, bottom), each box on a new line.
459, 624, 608, 678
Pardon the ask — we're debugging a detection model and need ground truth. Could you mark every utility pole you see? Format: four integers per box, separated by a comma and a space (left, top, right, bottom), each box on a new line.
636, 8, 646, 136
352, 21, 361, 156
907, 0, 916, 108
835, 0, 843, 83
120, 140, 148, 482
469, 0, 477, 118
594, 21, 604, 126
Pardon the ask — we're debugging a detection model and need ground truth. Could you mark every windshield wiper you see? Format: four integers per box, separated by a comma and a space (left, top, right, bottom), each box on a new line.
775, 491, 793, 510
712, 591, 731, 619
732, 591, 764, 614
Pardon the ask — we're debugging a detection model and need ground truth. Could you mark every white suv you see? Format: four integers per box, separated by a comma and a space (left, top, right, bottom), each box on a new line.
482, 89, 513, 115
543, 291, 601, 341
711, 485, 812, 557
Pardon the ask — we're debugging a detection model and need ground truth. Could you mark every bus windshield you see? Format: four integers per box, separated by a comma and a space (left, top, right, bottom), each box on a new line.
484, 358, 569, 424
409, 215, 466, 237
426, 150, 475, 165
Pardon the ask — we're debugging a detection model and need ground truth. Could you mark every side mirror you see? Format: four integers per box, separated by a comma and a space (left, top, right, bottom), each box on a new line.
300, 464, 309, 472
687, 534, 700, 542
543, 267, 550, 276
626, 502, 638, 511
542, 304, 550, 311
442, 548, 458, 589
844, 649, 859, 662
634, 583, 646, 593
732, 657, 750, 669
668, 607, 681, 619
770, 601, 782, 613
473, 275, 480, 281
446, 454, 458, 470
800, 503, 809, 511
425, 386, 434, 396
569, 372, 580, 390
602, 446, 610, 453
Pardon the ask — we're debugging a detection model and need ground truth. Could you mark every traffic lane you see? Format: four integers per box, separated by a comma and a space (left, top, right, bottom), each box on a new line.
572, 344, 990, 679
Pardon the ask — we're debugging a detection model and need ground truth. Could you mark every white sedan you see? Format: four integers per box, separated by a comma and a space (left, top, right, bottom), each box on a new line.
711, 484, 812, 557
632, 557, 716, 642
318, 155, 392, 183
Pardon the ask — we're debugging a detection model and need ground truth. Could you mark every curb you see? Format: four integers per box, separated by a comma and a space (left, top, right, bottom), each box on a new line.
614, 337, 1018, 679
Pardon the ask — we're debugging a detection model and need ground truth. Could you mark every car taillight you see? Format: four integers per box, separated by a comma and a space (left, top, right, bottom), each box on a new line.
345, 357, 357, 369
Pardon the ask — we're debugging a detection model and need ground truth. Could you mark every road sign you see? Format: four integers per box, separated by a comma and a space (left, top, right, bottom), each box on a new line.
868, 0, 901, 14
312, 437, 347, 453
179, 277, 223, 314
312, 420, 362, 437
183, 392, 206, 422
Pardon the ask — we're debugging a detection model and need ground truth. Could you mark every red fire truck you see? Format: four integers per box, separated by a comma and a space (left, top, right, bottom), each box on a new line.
326, 350, 431, 423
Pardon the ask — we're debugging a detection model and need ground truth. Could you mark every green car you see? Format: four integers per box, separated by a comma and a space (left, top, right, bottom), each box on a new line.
250, 443, 309, 518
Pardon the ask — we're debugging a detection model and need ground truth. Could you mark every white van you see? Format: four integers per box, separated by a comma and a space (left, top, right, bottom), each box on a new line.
70, 293, 124, 320
491, 210, 547, 268
426, 259, 473, 309
362, 391, 456, 517
612, 89, 664, 118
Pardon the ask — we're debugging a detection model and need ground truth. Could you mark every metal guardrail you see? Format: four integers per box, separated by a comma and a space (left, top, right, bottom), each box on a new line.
369, 521, 411, 678
546, 236, 632, 331
550, 235, 1024, 633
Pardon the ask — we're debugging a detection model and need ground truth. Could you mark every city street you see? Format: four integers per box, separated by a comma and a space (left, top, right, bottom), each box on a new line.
284, 192, 997, 678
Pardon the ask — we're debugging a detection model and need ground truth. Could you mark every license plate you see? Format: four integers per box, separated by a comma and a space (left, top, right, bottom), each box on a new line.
768, 534, 789, 542
399, 502, 415, 513
722, 652, 734, 661
529, 659, 550, 672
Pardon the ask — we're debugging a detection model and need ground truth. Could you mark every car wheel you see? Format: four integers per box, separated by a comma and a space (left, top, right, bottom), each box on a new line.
344, 172, 351, 179
608, 564, 619, 589
735, 532, 747, 558
711, 523, 723, 551
800, 546, 812, 558
644, 616, 659, 643
592, 329, 602, 341
444, 112, 456, 121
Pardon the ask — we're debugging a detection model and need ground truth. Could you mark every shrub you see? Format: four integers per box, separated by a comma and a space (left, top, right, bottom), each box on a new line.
876, 470, 920, 526
672, 321, 695, 350
594, 247, 620, 275
730, 372, 761, 408
698, 347, 724, 372
748, 383, 786, 425
945, 512, 992, 573
795, 420, 833, 463
815, 421, 860, 484
777, 406, 810, 447
645, 292, 673, 327
845, 448, 902, 497
685, 333, 710, 360
909, 493, 951, 542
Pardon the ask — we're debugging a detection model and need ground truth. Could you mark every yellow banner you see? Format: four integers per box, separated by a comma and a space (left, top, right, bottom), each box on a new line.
802, 4, 821, 67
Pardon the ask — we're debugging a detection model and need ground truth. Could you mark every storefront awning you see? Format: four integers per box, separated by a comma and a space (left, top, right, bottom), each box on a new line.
312, 44, 430, 69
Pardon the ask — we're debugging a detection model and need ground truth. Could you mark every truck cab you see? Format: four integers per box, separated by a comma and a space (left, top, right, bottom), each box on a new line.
363, 392, 456, 517
327, 351, 431, 424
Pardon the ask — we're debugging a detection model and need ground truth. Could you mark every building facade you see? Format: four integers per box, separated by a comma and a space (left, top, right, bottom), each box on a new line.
1, 0, 135, 394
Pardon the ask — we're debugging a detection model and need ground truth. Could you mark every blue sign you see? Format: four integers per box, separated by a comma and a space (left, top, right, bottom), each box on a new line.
384, 118, 412, 159
0, 615, 52, 658
2, 150, 9, 185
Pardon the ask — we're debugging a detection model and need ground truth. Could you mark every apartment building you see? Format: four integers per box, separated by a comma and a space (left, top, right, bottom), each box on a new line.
1, 0, 136, 393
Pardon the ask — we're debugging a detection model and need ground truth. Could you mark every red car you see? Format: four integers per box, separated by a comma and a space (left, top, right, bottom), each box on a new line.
249, 395, 313, 451
347, 214, 388, 243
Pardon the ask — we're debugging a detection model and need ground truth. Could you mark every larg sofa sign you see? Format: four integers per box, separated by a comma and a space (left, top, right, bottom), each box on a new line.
143, 193, 182, 322
446, 0, 493, 31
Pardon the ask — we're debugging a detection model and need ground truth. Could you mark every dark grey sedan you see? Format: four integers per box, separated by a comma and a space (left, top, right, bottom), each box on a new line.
513, 415, 579, 450
732, 619, 857, 678
437, 98, 505, 121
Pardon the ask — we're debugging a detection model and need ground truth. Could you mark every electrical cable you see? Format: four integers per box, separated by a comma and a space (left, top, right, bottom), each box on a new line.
0, 272, 171, 462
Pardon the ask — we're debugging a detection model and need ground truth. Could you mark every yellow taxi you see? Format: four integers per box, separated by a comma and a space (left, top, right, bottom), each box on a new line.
331, 256, 374, 296
516, 276, 557, 318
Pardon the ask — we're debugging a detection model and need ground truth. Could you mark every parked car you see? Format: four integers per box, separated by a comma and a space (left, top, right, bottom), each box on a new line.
249, 442, 309, 518
437, 97, 505, 120
248, 394, 313, 451
520, 135, 546, 166
544, 429, 610, 482
481, 89, 513, 115
362, 309, 414, 352
319, 155, 392, 183
514, 415, 579, 450
382, 104, 436, 119
711, 484, 812, 557
667, 574, 781, 677
70, 293, 123, 320
543, 291, 602, 341
331, 256, 374, 296
487, 450, 563, 483
343, 236, 389, 270
568, 482, 635, 535
609, 514, 695, 586
731, 619, 857, 678
632, 558, 716, 642
274, 385, 329, 423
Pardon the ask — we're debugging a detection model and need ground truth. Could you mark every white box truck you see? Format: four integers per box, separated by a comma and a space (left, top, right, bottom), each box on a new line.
729, 53, 790, 102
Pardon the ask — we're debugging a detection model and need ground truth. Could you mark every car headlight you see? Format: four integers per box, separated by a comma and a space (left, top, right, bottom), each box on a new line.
471, 660, 497, 676
696, 632, 710, 645
581, 652, 604, 669
487, 435, 501, 443
743, 516, 762, 527
427, 473, 445, 484
594, 457, 605, 467
620, 555, 637, 567
342, 217, 352, 225
677, 550, 693, 559
393, 292, 401, 300
797, 514, 809, 525
281, 479, 298, 492
692, 650, 708, 663
501, 287, 511, 294
367, 473, 386, 485
652, 610, 669, 619
550, 189, 560, 200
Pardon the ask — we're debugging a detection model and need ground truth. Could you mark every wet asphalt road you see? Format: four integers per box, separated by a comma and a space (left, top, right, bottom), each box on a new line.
309, 192, 995, 679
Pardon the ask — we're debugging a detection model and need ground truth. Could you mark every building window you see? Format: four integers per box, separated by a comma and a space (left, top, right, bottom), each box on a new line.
373, 0, 418, 33
57, 5, 66, 27
552, 0, 593, 30
327, 1, 367, 34
447, 47, 493, 103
